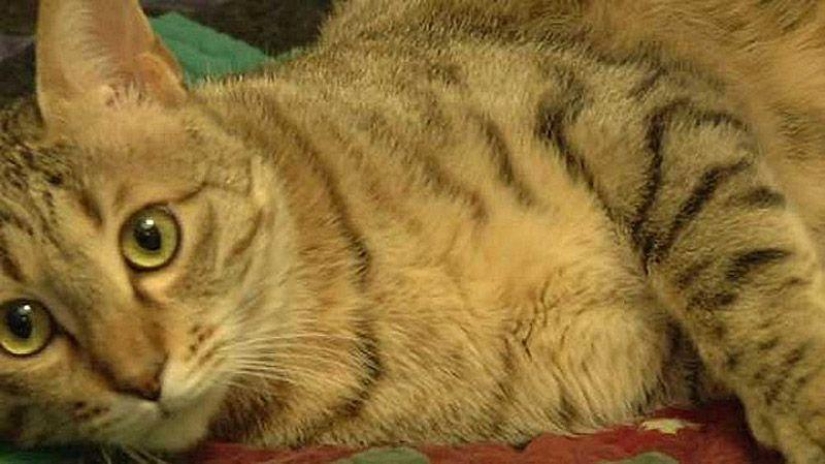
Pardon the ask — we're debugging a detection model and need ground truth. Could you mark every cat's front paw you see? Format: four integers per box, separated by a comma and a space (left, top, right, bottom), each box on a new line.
744, 389, 825, 464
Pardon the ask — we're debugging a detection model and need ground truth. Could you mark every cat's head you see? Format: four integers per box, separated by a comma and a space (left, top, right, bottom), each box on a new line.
0, 0, 289, 451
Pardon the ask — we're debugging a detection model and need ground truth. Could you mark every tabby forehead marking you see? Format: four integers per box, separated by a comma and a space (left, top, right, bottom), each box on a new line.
226, 209, 265, 261
111, 185, 131, 213
75, 189, 104, 228
0, 234, 25, 283
173, 202, 219, 294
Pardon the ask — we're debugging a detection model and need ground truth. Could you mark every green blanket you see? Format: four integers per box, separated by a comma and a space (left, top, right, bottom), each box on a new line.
0, 12, 273, 464
149, 12, 271, 84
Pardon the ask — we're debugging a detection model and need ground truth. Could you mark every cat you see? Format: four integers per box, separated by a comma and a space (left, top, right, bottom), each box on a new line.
4, 0, 825, 462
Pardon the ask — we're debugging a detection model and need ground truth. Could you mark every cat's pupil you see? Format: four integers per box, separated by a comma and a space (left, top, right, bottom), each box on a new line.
5, 304, 33, 340
134, 218, 162, 252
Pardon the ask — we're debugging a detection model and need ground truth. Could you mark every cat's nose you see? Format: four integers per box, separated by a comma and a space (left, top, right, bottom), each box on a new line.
84, 312, 169, 402
108, 355, 167, 402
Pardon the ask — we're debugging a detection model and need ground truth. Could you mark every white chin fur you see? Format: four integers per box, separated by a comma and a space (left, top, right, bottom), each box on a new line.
137, 386, 227, 452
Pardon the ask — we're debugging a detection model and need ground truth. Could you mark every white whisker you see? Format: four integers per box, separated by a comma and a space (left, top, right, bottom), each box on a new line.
122, 447, 149, 464
99, 447, 113, 464
223, 332, 361, 349
225, 369, 296, 384
227, 365, 354, 391
227, 358, 355, 380
134, 448, 170, 464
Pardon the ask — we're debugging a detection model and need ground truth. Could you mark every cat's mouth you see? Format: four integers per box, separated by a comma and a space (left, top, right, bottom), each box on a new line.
129, 381, 229, 452
156, 387, 207, 418
157, 404, 173, 420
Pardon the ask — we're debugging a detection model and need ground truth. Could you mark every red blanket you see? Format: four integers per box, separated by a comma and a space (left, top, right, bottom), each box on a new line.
189, 401, 783, 464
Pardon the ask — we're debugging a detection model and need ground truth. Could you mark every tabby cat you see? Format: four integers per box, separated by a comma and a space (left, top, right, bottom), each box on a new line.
3, 0, 825, 462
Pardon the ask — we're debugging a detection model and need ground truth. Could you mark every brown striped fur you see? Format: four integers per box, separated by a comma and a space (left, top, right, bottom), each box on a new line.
3, 0, 825, 462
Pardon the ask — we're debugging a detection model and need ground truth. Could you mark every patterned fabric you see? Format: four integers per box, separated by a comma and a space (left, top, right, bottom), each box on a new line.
187, 401, 782, 464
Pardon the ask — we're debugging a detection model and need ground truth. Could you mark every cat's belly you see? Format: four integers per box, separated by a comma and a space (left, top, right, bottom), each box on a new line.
231, 204, 685, 446
360, 212, 675, 442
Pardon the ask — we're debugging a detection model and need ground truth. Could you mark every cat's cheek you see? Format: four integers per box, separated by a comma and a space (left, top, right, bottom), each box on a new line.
0, 402, 23, 442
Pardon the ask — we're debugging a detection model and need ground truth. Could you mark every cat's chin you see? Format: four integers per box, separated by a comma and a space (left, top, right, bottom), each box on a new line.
137, 386, 228, 452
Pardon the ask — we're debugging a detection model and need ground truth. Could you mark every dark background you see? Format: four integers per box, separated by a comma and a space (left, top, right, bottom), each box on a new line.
0, 0, 333, 104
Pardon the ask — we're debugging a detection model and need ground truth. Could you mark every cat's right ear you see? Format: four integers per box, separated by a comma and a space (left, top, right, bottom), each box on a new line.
36, 0, 187, 129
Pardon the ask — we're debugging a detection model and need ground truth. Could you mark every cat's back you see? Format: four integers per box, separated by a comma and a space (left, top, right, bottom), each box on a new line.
188, 2, 718, 443
195, 0, 746, 330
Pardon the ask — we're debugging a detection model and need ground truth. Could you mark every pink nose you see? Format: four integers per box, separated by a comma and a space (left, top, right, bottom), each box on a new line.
98, 353, 168, 402
83, 310, 169, 402
113, 359, 166, 401
93, 338, 167, 401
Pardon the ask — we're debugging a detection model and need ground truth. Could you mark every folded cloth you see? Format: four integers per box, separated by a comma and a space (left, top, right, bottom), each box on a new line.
0, 35, 32, 64
148, 12, 270, 84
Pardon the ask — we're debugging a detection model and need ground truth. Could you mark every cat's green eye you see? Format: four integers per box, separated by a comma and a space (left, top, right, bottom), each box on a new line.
121, 207, 181, 271
0, 299, 54, 357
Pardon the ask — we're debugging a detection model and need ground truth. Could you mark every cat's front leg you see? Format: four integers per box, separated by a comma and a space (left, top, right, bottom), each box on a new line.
630, 107, 825, 463
535, 59, 825, 460
652, 236, 825, 463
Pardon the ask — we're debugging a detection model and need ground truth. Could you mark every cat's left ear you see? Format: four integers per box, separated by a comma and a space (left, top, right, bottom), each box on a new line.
36, 0, 186, 127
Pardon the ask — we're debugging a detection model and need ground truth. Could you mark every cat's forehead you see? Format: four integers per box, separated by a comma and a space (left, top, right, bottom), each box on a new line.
0, 96, 249, 221
0, 143, 74, 248
0, 138, 70, 197
0, 100, 74, 194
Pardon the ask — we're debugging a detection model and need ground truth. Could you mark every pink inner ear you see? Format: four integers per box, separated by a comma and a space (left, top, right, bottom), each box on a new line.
136, 51, 187, 106
35, 0, 187, 126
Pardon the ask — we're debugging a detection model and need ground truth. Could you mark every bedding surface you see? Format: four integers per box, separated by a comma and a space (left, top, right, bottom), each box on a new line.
188, 401, 780, 464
